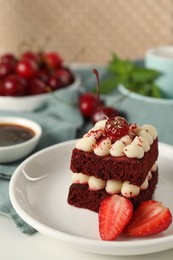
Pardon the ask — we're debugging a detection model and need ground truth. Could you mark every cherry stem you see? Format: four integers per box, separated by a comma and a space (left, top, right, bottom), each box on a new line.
93, 68, 101, 105
93, 68, 108, 119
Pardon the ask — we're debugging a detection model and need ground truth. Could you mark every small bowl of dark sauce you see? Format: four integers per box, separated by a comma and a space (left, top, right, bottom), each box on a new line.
0, 117, 42, 163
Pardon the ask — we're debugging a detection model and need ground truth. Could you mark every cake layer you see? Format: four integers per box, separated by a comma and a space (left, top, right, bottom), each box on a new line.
70, 139, 158, 186
67, 170, 158, 212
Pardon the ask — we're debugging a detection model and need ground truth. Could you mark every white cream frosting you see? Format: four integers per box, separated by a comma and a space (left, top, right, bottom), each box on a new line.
138, 130, 153, 145
76, 135, 96, 152
84, 128, 103, 139
142, 124, 158, 140
94, 137, 111, 156
94, 119, 107, 129
129, 123, 142, 137
72, 173, 90, 184
121, 181, 140, 198
124, 143, 144, 159
120, 135, 132, 145
140, 178, 149, 190
88, 176, 106, 190
75, 119, 157, 159
105, 180, 123, 194
133, 136, 150, 152
151, 163, 157, 172
72, 165, 157, 198
110, 140, 125, 156
110, 135, 132, 157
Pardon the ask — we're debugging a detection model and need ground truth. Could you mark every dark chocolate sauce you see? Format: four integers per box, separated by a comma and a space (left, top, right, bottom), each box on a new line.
0, 123, 35, 146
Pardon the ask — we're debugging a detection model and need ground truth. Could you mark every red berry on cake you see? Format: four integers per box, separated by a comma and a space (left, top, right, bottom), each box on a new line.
105, 116, 129, 142
98, 194, 133, 240
124, 200, 172, 237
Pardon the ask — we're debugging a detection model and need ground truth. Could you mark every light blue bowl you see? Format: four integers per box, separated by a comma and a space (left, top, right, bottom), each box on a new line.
145, 46, 173, 99
118, 84, 173, 104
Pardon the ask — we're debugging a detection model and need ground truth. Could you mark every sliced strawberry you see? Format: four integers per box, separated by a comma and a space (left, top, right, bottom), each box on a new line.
98, 194, 133, 241
124, 200, 172, 237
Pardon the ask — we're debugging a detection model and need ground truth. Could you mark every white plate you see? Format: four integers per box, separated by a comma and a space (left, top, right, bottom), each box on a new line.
9, 140, 173, 256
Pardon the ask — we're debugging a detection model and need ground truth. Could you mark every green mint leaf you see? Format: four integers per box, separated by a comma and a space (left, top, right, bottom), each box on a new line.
95, 76, 120, 94
149, 84, 162, 98
101, 52, 163, 98
108, 53, 134, 76
130, 67, 161, 83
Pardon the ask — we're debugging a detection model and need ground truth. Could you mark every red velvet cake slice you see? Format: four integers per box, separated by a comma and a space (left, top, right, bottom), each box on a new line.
67, 116, 159, 212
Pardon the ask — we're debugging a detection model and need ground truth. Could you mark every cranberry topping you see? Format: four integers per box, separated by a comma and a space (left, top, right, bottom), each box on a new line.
105, 116, 129, 142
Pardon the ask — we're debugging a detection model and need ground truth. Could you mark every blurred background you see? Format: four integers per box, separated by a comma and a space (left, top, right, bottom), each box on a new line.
0, 0, 172, 64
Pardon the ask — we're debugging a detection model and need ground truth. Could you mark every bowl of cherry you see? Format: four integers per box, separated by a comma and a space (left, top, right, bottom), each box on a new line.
0, 51, 81, 112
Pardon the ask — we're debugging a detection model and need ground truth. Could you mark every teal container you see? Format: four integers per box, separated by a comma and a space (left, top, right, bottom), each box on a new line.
145, 46, 173, 99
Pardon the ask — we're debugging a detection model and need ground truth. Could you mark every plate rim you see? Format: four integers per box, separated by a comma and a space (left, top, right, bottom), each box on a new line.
9, 140, 173, 256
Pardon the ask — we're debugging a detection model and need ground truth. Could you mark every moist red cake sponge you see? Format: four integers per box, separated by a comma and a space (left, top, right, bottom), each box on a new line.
67, 116, 159, 211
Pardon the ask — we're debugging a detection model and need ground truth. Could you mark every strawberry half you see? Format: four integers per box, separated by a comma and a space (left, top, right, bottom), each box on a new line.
124, 200, 172, 237
98, 194, 133, 241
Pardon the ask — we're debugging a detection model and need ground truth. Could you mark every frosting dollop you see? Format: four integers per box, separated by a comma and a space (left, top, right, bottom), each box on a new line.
76, 136, 96, 152
110, 140, 125, 156
88, 176, 106, 190
105, 180, 123, 194
124, 143, 144, 159
94, 137, 111, 156
121, 181, 140, 198
72, 173, 89, 184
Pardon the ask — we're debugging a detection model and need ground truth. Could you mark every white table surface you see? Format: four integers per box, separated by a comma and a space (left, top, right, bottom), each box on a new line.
1, 215, 173, 260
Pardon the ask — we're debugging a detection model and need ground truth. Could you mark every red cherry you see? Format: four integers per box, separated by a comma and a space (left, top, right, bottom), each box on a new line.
79, 93, 98, 118
0, 53, 16, 65
105, 116, 129, 142
48, 75, 64, 90
91, 106, 119, 124
0, 62, 15, 79
21, 51, 40, 63
27, 78, 48, 95
37, 68, 50, 84
16, 59, 38, 79
0, 82, 4, 95
55, 67, 75, 86
3, 75, 27, 96
44, 52, 63, 68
